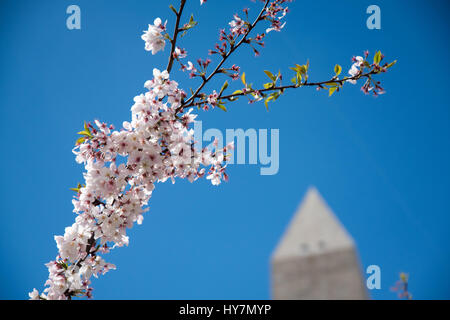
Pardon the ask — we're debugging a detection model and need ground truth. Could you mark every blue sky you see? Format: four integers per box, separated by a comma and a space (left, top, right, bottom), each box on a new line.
0, 0, 449, 299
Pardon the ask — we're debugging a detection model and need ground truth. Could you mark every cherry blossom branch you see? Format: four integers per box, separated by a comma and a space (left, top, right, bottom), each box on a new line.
30, 0, 396, 300
183, 69, 379, 108
185, 49, 396, 111
166, 0, 187, 74
177, 0, 270, 113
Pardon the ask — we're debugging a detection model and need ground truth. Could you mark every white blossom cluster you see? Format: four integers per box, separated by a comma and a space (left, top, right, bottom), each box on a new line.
30, 65, 232, 300
347, 56, 364, 84
141, 18, 167, 55
265, 0, 291, 33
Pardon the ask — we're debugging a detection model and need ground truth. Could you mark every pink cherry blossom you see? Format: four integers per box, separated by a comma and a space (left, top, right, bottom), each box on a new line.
30, 67, 231, 300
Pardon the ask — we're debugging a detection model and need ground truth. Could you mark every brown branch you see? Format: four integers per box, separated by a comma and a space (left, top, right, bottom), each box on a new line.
183, 69, 377, 108
176, 0, 270, 113
166, 0, 187, 74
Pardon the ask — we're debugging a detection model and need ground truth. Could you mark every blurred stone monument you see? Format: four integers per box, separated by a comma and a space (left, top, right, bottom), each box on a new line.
271, 187, 368, 299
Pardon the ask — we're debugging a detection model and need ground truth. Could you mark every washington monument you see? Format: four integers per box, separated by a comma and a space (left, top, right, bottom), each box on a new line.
271, 187, 368, 299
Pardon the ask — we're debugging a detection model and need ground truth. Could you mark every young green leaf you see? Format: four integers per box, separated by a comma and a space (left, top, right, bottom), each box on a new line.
75, 137, 86, 146
219, 81, 228, 95
180, 14, 198, 36
296, 72, 302, 84
266, 92, 280, 103
334, 64, 342, 76
264, 70, 276, 82
70, 183, 82, 193
329, 87, 337, 96
241, 72, 246, 85
77, 130, 92, 137
387, 60, 397, 68
169, 4, 177, 15
373, 51, 382, 65
217, 103, 227, 112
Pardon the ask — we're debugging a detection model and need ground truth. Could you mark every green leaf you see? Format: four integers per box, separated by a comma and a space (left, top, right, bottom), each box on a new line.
241, 72, 246, 85
79, 122, 92, 138
70, 183, 82, 193
263, 82, 274, 89
387, 60, 397, 68
232, 90, 243, 95
264, 92, 281, 110
334, 64, 342, 76
266, 92, 280, 103
180, 14, 197, 36
169, 4, 177, 15
219, 81, 228, 95
290, 63, 309, 84
222, 81, 229, 90
329, 87, 337, 97
75, 137, 86, 145
77, 130, 92, 137
297, 65, 307, 75
373, 51, 382, 65
264, 70, 276, 82
290, 77, 297, 84
217, 103, 227, 112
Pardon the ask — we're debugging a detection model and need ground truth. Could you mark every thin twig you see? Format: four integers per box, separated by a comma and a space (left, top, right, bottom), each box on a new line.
166, 0, 187, 74
177, 0, 270, 113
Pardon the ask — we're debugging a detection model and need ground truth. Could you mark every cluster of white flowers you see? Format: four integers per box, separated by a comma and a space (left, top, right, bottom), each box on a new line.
347, 56, 364, 84
265, 0, 290, 33
141, 18, 167, 55
229, 14, 245, 34
173, 47, 187, 59
30, 66, 232, 300
206, 90, 218, 107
